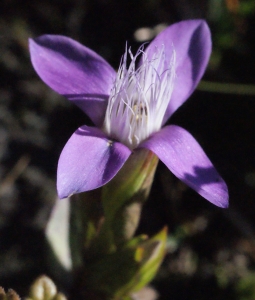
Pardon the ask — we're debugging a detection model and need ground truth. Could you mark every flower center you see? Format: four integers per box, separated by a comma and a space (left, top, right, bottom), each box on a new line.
103, 44, 176, 149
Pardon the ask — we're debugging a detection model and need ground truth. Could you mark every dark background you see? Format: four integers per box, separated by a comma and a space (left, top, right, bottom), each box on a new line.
1, 0, 255, 299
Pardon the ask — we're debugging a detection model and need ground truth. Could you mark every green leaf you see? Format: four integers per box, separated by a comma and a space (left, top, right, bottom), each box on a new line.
115, 227, 167, 298
84, 228, 167, 299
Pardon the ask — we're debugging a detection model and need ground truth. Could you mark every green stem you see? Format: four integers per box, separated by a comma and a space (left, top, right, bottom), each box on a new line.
98, 149, 159, 250
198, 80, 255, 95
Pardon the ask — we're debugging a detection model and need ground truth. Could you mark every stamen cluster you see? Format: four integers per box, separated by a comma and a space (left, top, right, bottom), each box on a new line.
103, 44, 176, 149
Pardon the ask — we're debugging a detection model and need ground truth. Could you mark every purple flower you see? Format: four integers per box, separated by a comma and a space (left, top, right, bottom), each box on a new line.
29, 20, 228, 207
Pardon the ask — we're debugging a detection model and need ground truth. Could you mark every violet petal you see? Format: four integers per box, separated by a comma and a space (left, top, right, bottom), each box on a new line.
144, 20, 211, 122
29, 35, 116, 126
140, 125, 229, 207
57, 125, 131, 198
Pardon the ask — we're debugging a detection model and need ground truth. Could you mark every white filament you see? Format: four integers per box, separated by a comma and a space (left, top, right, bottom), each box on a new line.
103, 44, 176, 149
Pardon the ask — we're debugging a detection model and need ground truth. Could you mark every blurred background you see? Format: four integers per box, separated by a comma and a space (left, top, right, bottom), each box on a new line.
1, 0, 255, 299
